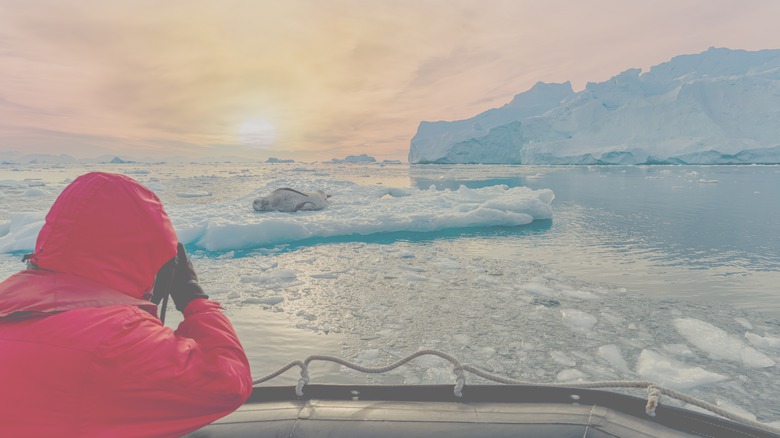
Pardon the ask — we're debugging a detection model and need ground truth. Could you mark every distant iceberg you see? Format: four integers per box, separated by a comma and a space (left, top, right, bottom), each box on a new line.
265, 157, 295, 164
109, 156, 134, 164
409, 48, 780, 165
328, 153, 377, 164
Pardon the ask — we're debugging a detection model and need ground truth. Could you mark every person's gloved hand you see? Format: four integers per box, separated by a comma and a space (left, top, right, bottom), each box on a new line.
171, 243, 209, 311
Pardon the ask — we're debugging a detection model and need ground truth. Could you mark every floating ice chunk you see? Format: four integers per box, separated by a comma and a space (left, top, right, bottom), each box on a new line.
520, 282, 556, 297
636, 350, 727, 390
196, 220, 312, 251
176, 191, 213, 198
242, 296, 285, 306
559, 288, 598, 300
734, 317, 753, 330
745, 332, 780, 351
257, 260, 279, 271
22, 187, 47, 196
380, 188, 412, 198
662, 344, 697, 359
0, 214, 44, 252
674, 318, 775, 368
550, 350, 576, 366
160, 182, 555, 253
597, 345, 630, 372
258, 296, 285, 305
560, 309, 598, 331
557, 368, 587, 382
697, 179, 719, 184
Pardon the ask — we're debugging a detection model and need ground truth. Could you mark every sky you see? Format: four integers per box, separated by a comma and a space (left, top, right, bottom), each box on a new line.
1, 0, 779, 163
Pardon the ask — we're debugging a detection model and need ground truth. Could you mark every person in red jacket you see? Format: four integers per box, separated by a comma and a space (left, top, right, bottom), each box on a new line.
0, 172, 253, 437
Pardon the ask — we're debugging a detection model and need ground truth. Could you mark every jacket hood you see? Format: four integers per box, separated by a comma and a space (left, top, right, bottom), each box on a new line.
30, 172, 178, 299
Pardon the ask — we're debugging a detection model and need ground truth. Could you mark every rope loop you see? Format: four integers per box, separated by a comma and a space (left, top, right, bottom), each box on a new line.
645, 385, 660, 417
295, 364, 310, 396
453, 366, 466, 397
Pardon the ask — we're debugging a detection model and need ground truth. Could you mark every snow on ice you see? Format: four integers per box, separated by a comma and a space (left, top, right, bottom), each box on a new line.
409, 48, 780, 165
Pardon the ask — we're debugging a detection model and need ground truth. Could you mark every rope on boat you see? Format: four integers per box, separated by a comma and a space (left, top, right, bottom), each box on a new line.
251, 349, 780, 436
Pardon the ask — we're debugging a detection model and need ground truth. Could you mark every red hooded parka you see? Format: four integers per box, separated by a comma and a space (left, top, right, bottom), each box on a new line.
0, 172, 253, 437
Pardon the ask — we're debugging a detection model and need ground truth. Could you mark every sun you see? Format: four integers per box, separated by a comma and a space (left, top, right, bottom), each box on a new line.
238, 118, 276, 149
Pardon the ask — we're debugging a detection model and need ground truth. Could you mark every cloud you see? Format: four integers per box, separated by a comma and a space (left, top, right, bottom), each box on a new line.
1, 0, 780, 160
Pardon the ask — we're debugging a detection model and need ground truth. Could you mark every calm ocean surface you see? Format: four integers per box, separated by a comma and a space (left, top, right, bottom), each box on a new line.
413, 164, 780, 317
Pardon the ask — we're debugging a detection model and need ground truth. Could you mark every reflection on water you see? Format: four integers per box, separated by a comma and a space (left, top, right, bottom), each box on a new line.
410, 165, 780, 315
413, 176, 526, 191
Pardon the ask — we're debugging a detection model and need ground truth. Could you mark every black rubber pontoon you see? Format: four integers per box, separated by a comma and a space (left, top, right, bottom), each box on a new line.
187, 384, 779, 438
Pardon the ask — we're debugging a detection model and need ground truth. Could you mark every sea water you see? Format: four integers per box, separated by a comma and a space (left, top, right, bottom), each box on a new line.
1, 162, 779, 423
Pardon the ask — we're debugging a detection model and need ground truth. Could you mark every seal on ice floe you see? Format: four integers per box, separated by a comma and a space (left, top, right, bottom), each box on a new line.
253, 188, 330, 212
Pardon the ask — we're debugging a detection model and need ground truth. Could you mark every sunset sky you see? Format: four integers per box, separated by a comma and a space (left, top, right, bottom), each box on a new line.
1, 0, 779, 162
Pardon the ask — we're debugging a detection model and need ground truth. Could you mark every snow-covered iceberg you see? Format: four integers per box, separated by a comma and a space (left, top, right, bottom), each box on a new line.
409, 48, 780, 165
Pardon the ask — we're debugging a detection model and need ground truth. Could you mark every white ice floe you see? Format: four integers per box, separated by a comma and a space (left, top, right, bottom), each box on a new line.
176, 191, 213, 198
0, 183, 554, 254
557, 368, 588, 382
734, 317, 754, 330
662, 344, 697, 360
519, 282, 556, 297
559, 288, 598, 300
635, 349, 728, 390
22, 187, 47, 196
745, 333, 780, 351
187, 184, 553, 251
674, 318, 776, 368
560, 309, 598, 331
0, 213, 45, 252
597, 344, 630, 372
550, 350, 576, 366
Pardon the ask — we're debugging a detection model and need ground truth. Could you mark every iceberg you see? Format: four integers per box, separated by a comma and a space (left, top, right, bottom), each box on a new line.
328, 154, 377, 164
409, 48, 780, 165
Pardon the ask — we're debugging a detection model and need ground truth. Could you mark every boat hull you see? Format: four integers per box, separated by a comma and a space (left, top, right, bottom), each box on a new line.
187, 384, 778, 438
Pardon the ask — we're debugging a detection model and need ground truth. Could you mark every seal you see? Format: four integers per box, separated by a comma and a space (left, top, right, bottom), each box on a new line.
253, 188, 330, 212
